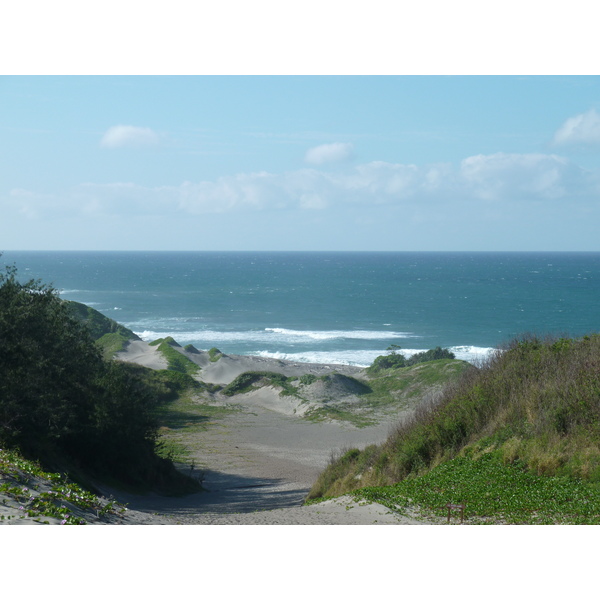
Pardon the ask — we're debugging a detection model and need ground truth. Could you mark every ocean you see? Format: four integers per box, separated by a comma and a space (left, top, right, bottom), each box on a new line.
2, 251, 600, 366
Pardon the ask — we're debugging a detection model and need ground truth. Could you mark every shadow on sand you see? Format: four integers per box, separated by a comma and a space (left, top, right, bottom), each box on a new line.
104, 468, 310, 517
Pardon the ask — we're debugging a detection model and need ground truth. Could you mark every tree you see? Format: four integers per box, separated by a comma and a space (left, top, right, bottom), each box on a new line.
0, 262, 188, 490
0, 263, 102, 447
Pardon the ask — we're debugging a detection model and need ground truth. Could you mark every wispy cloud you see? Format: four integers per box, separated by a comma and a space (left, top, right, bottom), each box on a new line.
459, 152, 580, 200
8, 153, 599, 220
100, 125, 159, 148
305, 142, 354, 165
552, 109, 600, 147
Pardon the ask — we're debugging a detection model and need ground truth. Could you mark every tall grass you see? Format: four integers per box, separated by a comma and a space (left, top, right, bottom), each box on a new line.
308, 333, 600, 500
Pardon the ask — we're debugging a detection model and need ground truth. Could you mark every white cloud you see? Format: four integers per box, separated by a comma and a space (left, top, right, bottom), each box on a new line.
100, 125, 159, 148
8, 153, 599, 224
305, 142, 354, 165
459, 152, 578, 200
553, 109, 600, 147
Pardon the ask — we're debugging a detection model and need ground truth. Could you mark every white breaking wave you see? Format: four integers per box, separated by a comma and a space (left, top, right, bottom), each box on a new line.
449, 346, 495, 363
264, 327, 415, 341
58, 289, 85, 294
252, 346, 494, 367
134, 328, 495, 366
136, 327, 414, 345
255, 350, 381, 367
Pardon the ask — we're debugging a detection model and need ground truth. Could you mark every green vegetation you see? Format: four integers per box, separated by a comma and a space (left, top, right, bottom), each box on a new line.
0, 263, 199, 495
222, 371, 299, 396
64, 299, 138, 340
66, 300, 138, 341
150, 337, 201, 376
219, 360, 468, 427
154, 389, 237, 464
95, 331, 132, 358
307, 334, 600, 523
208, 347, 223, 362
0, 448, 127, 524
355, 450, 600, 524
364, 359, 468, 409
307, 362, 469, 426
367, 346, 456, 374
63, 300, 139, 359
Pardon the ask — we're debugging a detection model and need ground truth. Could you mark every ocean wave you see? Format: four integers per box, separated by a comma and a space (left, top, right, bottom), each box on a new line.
137, 329, 267, 343
134, 327, 495, 366
255, 346, 494, 367
448, 346, 495, 363
255, 350, 382, 367
265, 327, 415, 341
135, 327, 415, 345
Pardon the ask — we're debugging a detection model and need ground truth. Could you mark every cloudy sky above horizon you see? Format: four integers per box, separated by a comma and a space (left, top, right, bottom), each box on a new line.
2, 75, 600, 251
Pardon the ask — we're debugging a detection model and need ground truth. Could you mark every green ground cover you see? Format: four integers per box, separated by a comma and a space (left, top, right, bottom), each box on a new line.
307, 334, 600, 524
354, 449, 600, 524
150, 337, 201, 375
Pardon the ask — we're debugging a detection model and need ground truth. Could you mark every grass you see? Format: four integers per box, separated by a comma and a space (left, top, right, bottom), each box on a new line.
221, 371, 299, 396
307, 333, 600, 525
304, 360, 469, 426
362, 359, 470, 411
304, 406, 377, 428
95, 331, 131, 358
150, 337, 201, 376
154, 387, 238, 465
65, 300, 138, 343
208, 347, 223, 362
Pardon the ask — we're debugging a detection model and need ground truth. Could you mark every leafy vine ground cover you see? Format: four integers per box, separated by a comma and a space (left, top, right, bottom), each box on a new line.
0, 448, 127, 525
353, 450, 600, 524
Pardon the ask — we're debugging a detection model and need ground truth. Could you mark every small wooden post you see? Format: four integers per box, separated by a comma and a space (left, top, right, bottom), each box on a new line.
445, 503, 465, 524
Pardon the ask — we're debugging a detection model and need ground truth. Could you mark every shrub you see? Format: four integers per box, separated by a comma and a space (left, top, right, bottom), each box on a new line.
309, 333, 600, 499
406, 347, 456, 366
0, 263, 196, 492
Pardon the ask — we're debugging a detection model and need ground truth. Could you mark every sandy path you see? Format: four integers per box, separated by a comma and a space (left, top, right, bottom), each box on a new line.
107, 341, 425, 524
98, 398, 423, 525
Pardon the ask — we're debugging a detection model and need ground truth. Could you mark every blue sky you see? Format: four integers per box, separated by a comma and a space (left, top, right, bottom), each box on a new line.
2, 75, 600, 251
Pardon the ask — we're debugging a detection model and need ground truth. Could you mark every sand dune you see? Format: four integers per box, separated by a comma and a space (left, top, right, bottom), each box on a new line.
1, 341, 425, 525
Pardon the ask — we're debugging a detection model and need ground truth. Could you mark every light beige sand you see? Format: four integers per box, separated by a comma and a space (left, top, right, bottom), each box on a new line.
116, 339, 168, 370
2, 341, 426, 525
111, 342, 424, 524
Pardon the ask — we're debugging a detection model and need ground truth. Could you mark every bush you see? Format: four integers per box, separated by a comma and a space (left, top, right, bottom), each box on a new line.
367, 353, 407, 373
309, 333, 600, 499
222, 371, 298, 396
406, 347, 455, 366
0, 263, 195, 492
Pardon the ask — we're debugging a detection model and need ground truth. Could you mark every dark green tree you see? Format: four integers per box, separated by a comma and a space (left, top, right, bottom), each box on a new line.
0, 262, 195, 491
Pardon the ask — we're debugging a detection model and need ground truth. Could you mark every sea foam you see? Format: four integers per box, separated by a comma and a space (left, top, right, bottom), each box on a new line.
136, 327, 414, 345
256, 347, 494, 367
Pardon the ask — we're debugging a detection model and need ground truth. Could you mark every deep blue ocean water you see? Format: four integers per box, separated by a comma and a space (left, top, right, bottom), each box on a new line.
3, 251, 600, 366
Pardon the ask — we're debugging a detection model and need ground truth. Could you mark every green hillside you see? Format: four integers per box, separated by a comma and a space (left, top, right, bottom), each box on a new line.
307, 334, 600, 524
0, 263, 199, 496
64, 300, 139, 357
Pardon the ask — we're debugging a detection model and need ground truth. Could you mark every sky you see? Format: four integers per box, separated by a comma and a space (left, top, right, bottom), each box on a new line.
2, 6, 600, 252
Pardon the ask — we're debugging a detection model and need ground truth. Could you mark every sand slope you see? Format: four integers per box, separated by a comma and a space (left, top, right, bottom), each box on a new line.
1, 340, 426, 525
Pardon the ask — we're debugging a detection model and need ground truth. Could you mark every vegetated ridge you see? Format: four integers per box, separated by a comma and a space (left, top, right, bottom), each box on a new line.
65, 300, 140, 358
0, 262, 200, 505
308, 334, 600, 524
